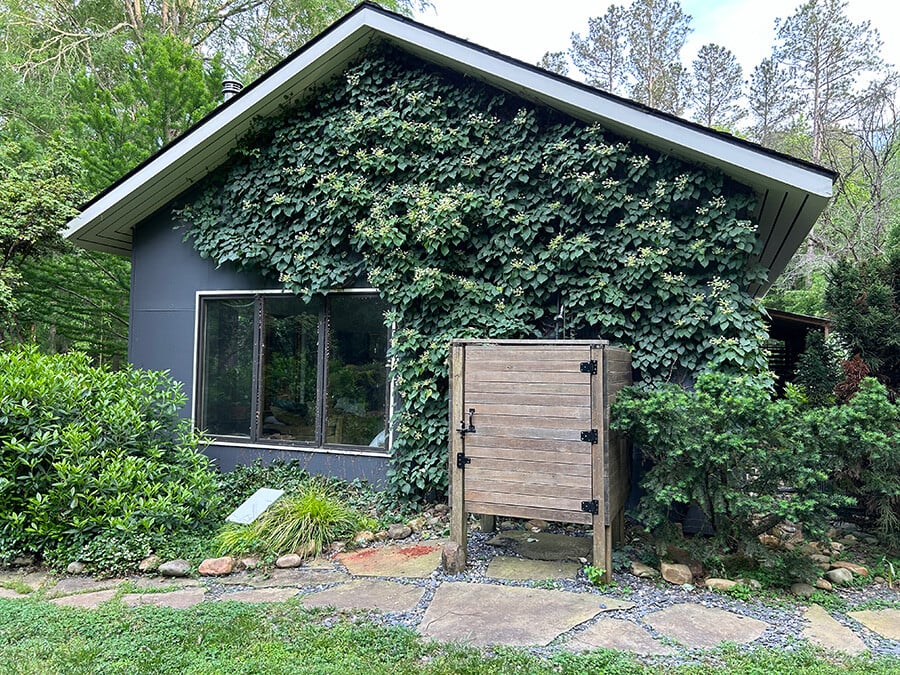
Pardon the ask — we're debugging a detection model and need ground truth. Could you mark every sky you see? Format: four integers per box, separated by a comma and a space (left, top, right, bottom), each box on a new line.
414, 0, 899, 79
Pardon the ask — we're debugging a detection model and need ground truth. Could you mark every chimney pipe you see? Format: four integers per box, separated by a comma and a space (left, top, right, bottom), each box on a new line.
222, 79, 243, 101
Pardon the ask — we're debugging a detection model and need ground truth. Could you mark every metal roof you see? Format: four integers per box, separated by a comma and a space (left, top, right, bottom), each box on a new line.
63, 2, 835, 296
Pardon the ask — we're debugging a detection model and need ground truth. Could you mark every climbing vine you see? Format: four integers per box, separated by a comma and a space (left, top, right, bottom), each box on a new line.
179, 44, 769, 499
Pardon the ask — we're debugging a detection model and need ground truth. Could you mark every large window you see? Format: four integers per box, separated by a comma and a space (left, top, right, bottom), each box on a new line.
197, 292, 389, 451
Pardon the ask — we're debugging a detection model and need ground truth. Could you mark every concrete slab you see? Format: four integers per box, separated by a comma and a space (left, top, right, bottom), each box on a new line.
644, 603, 769, 649
122, 589, 206, 609
226, 487, 284, 524
487, 556, 581, 581
50, 589, 118, 608
486, 531, 592, 562
418, 582, 602, 647
216, 568, 350, 588
567, 619, 676, 656
47, 577, 124, 598
337, 544, 442, 578
802, 605, 868, 655
848, 609, 900, 641
218, 588, 300, 603
300, 580, 425, 613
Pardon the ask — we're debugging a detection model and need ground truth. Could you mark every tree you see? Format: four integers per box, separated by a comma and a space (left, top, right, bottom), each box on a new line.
689, 43, 743, 129
568, 0, 691, 113
775, 0, 885, 163
537, 51, 569, 77
747, 57, 798, 148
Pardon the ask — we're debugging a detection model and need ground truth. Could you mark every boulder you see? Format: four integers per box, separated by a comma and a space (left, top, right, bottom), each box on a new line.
830, 561, 868, 577
158, 559, 191, 578
630, 561, 659, 579
735, 578, 762, 590
66, 561, 86, 575
825, 567, 854, 585
790, 582, 816, 599
138, 555, 161, 573
274, 554, 303, 569
441, 541, 464, 575
198, 556, 234, 576
660, 562, 693, 585
810, 554, 831, 565
705, 578, 737, 591
814, 578, 833, 591
354, 531, 376, 545
388, 524, 413, 540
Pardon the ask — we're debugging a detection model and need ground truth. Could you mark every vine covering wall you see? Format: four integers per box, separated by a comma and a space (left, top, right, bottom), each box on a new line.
179, 43, 769, 498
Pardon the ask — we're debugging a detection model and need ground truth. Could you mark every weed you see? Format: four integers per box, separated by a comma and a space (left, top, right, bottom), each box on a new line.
726, 583, 754, 602
583, 565, 607, 587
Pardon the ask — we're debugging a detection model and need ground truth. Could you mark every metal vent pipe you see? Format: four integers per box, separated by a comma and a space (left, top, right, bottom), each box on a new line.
222, 79, 243, 101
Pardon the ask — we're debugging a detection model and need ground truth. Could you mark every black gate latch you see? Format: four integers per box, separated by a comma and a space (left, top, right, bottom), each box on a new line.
458, 408, 476, 436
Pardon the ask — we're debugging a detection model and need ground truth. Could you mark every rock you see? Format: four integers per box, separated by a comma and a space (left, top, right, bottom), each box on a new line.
830, 561, 868, 577
525, 519, 549, 532
758, 534, 780, 549
433, 503, 450, 516
375, 530, 389, 540
660, 562, 693, 585
630, 561, 659, 579
839, 534, 857, 545
138, 555, 161, 573
328, 541, 347, 554
407, 517, 426, 533
198, 556, 234, 576
354, 530, 376, 545
388, 524, 413, 540
66, 562, 86, 575
442, 541, 464, 574
815, 578, 833, 591
800, 543, 821, 556
274, 554, 303, 569
829, 542, 844, 553
874, 576, 886, 584
11, 555, 35, 567
158, 559, 191, 578
810, 554, 831, 565
791, 582, 816, 599
426, 517, 442, 528
239, 557, 260, 570
735, 578, 762, 590
824, 567, 854, 585
706, 578, 738, 591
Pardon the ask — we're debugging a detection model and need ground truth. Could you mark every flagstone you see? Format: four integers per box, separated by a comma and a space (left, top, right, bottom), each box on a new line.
644, 603, 769, 649
566, 618, 676, 656
122, 588, 206, 609
486, 531, 592, 562
47, 577, 124, 598
0, 588, 27, 599
218, 587, 300, 603
486, 556, 581, 581
50, 589, 119, 608
418, 581, 602, 647
802, 604, 867, 654
337, 544, 442, 578
216, 568, 350, 588
847, 608, 900, 641
300, 579, 424, 613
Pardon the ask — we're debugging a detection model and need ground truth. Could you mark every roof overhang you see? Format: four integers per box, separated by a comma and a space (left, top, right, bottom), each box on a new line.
64, 2, 835, 297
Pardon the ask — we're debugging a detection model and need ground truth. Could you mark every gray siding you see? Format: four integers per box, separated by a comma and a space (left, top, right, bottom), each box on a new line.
130, 209, 388, 485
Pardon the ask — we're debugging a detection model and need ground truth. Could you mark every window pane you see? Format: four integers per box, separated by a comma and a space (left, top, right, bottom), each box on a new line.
261, 296, 321, 442
326, 295, 388, 447
200, 298, 255, 437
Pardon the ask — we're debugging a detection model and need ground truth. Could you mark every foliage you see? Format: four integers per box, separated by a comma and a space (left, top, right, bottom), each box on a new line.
825, 253, 900, 393
216, 481, 371, 558
795, 330, 843, 407
181, 44, 769, 498
763, 269, 827, 317
583, 565, 607, 587
0, 346, 219, 570
689, 43, 743, 130
806, 378, 900, 548
611, 371, 845, 554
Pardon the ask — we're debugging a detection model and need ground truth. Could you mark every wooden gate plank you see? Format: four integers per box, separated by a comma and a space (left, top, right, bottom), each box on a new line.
464, 501, 592, 525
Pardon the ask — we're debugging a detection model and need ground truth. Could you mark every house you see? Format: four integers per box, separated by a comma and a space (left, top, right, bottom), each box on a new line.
63, 3, 835, 492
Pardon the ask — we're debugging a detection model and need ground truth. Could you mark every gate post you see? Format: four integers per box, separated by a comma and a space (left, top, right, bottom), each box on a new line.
590, 345, 612, 583
447, 341, 467, 572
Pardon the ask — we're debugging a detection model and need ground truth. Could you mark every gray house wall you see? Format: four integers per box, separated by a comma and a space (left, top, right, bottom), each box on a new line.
129, 208, 389, 483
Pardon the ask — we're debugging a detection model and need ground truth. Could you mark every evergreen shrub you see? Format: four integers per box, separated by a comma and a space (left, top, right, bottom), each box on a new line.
0, 346, 219, 570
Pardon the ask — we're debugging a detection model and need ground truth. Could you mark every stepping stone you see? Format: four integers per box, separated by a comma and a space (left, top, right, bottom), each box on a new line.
487, 556, 581, 581
644, 603, 769, 649
486, 531, 591, 562
0, 588, 28, 599
218, 588, 299, 603
127, 576, 202, 591
0, 571, 51, 592
848, 608, 900, 641
46, 577, 124, 598
217, 568, 350, 588
802, 604, 867, 654
337, 544, 442, 578
50, 589, 119, 608
300, 580, 424, 613
121, 589, 206, 609
567, 619, 676, 656
418, 581, 603, 647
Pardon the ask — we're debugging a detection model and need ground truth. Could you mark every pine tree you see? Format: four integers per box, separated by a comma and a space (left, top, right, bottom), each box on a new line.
747, 57, 798, 148
537, 51, 569, 77
569, 4, 628, 94
689, 43, 743, 129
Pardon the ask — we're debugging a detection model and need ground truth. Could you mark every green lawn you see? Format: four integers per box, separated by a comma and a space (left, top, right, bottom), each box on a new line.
0, 599, 897, 674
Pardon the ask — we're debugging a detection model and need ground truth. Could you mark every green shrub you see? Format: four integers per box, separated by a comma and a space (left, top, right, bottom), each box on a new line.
795, 331, 843, 407
611, 371, 846, 554
0, 346, 219, 569
806, 378, 900, 548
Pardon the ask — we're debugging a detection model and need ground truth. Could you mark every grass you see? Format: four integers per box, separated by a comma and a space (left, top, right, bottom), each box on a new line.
0, 580, 32, 596
0, 598, 897, 674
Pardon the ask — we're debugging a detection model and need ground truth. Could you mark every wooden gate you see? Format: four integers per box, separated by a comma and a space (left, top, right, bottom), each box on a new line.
448, 340, 631, 582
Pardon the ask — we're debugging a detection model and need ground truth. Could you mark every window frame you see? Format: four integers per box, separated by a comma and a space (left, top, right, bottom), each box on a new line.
193, 288, 391, 456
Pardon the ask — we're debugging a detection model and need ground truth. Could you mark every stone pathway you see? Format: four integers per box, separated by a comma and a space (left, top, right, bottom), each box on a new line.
1, 539, 898, 662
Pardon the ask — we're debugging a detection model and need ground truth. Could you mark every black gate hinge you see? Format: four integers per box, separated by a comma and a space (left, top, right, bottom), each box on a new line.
580, 429, 598, 444
581, 499, 599, 515
579, 360, 597, 375
456, 452, 471, 469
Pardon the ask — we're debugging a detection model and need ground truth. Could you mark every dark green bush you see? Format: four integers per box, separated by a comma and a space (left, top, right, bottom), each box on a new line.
806, 378, 900, 548
611, 372, 845, 554
0, 346, 219, 569
794, 330, 842, 407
